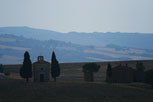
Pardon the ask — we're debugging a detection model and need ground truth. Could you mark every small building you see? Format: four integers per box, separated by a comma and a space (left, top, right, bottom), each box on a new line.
110, 65, 135, 83
134, 70, 145, 82
33, 56, 50, 82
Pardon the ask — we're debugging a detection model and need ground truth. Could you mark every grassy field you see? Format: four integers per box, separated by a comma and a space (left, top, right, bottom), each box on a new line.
0, 75, 153, 102
4, 60, 153, 81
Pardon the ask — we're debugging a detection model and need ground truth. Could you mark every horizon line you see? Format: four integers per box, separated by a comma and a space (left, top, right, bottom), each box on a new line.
0, 26, 153, 34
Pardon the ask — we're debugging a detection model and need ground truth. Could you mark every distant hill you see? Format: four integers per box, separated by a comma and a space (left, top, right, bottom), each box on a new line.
0, 26, 153, 49
0, 34, 153, 64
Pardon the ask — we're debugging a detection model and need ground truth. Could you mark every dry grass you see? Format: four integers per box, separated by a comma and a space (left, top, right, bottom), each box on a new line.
128, 83, 152, 89
9, 73, 22, 79
0, 76, 153, 102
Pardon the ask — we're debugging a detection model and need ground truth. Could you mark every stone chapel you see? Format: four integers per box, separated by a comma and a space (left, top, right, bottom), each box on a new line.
33, 56, 50, 82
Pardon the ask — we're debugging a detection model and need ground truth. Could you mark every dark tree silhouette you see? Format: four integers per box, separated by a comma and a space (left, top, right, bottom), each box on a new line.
20, 51, 32, 83
0, 64, 3, 73
136, 62, 145, 71
51, 51, 60, 82
145, 70, 153, 88
134, 62, 145, 82
106, 64, 112, 82
83, 63, 100, 72
82, 63, 100, 81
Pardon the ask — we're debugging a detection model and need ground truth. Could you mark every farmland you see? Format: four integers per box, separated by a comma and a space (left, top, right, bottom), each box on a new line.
3, 60, 153, 81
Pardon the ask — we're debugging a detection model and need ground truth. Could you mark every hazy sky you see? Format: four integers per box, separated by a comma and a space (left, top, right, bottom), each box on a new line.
0, 0, 153, 33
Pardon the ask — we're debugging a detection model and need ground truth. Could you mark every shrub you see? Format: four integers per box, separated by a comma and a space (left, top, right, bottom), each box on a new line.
82, 63, 100, 82
82, 63, 100, 73
3, 69, 10, 76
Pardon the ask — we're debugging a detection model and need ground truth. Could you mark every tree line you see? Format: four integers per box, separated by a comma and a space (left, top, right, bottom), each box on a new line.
0, 51, 153, 88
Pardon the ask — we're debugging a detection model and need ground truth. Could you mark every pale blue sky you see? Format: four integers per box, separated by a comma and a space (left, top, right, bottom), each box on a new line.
0, 0, 153, 33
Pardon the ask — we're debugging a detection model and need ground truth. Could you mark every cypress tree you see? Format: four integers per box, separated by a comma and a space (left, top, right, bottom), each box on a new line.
135, 62, 145, 82
51, 51, 60, 82
0, 64, 3, 73
20, 51, 32, 83
106, 64, 112, 82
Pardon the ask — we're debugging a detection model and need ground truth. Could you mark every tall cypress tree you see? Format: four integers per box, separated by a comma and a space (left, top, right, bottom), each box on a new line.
106, 64, 112, 82
0, 64, 3, 73
135, 62, 145, 82
20, 51, 32, 83
51, 51, 60, 82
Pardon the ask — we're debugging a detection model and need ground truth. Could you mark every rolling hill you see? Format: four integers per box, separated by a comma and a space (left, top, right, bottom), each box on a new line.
0, 26, 153, 49
0, 34, 153, 64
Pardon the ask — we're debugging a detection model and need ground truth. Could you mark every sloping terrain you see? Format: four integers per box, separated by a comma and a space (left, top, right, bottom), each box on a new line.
0, 77, 153, 102
0, 26, 153, 49
0, 34, 153, 64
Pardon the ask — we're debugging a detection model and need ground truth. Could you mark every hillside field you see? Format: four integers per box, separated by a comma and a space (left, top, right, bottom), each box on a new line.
0, 75, 153, 102
3, 60, 153, 81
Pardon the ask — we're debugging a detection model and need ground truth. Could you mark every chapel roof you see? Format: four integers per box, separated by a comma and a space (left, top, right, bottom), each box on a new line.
33, 56, 50, 65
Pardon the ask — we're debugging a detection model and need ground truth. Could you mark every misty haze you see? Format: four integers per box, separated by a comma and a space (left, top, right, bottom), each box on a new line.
0, 0, 153, 102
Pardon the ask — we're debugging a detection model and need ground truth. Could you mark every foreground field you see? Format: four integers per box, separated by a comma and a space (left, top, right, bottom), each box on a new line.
0, 76, 153, 102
